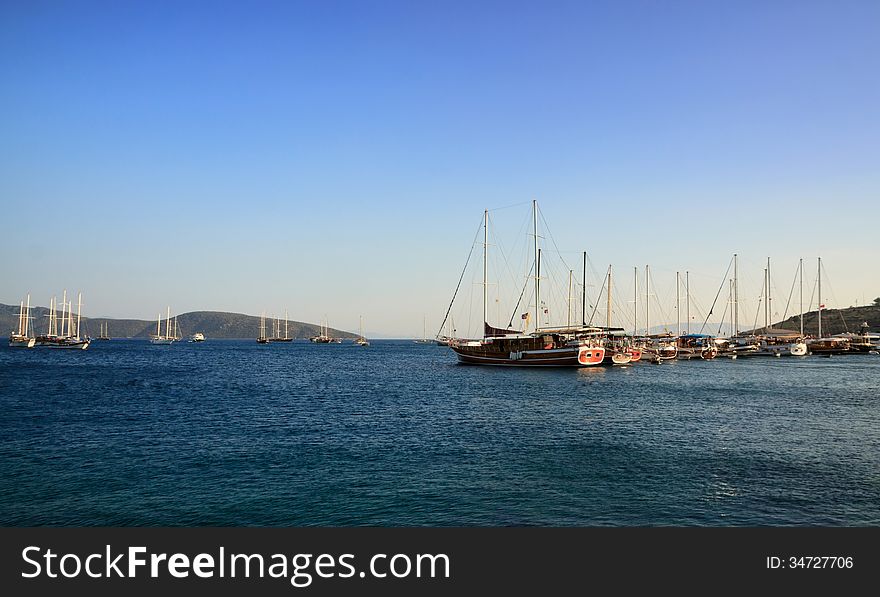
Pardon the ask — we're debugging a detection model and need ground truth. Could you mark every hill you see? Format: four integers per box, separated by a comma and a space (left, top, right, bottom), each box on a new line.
746, 304, 880, 337
0, 304, 356, 340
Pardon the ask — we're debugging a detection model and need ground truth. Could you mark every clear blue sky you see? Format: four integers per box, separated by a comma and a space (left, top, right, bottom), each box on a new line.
2, 0, 878, 337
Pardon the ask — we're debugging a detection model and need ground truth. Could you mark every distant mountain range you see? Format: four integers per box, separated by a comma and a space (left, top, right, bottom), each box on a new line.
0, 304, 356, 340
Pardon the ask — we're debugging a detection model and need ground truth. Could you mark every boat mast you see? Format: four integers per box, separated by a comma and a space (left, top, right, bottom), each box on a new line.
607, 265, 612, 330
645, 265, 650, 337
729, 279, 734, 336
61, 290, 67, 337
685, 272, 690, 334
157, 313, 161, 338
568, 269, 574, 330
483, 209, 488, 336
166, 306, 171, 340
285, 310, 289, 339
533, 200, 540, 333
582, 252, 587, 327
537, 249, 542, 329
733, 253, 739, 336
676, 272, 681, 338
67, 297, 73, 339
799, 258, 804, 336
76, 292, 82, 340
762, 268, 767, 332
766, 257, 771, 332
17, 300, 24, 336
818, 257, 822, 337
633, 267, 637, 337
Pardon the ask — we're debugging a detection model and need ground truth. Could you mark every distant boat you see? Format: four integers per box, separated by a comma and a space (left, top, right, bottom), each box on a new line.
355, 315, 369, 347
310, 317, 340, 343
268, 310, 294, 342
8, 294, 36, 348
190, 332, 205, 342
150, 306, 179, 345
414, 316, 433, 344
257, 311, 270, 344
97, 321, 111, 340
42, 291, 90, 349
434, 318, 454, 345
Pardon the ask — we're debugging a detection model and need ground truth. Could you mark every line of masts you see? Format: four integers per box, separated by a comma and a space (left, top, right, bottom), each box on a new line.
40, 290, 84, 339
478, 204, 827, 337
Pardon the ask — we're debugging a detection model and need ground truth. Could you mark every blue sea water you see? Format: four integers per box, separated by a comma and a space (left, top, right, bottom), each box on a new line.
0, 340, 878, 526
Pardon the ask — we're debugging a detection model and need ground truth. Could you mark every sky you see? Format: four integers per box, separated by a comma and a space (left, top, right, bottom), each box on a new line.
1, 0, 878, 337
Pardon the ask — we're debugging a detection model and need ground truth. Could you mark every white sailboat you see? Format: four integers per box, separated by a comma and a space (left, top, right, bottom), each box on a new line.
790, 258, 808, 356
46, 291, 90, 349
8, 294, 36, 348
355, 315, 369, 346
414, 316, 433, 344
150, 306, 178, 345
257, 311, 269, 344
310, 316, 340, 343
268, 309, 293, 342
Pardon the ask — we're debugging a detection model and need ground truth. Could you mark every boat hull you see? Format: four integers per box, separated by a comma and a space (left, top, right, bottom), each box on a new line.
46, 339, 90, 350
8, 335, 36, 348
451, 344, 605, 367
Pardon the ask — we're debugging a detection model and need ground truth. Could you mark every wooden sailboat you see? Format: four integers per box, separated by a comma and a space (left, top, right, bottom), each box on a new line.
449, 202, 605, 367
35, 294, 59, 346
268, 310, 294, 342
150, 306, 178, 345
45, 291, 90, 349
806, 257, 851, 355
97, 321, 111, 340
8, 294, 36, 348
601, 266, 632, 365
310, 317, 340, 343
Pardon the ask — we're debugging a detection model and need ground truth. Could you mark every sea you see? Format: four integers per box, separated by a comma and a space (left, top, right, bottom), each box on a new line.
1, 339, 878, 526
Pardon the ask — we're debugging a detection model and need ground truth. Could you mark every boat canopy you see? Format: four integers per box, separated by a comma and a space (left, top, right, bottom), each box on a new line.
484, 322, 522, 337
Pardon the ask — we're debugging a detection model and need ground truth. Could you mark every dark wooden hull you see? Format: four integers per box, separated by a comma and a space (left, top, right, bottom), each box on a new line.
450, 344, 605, 367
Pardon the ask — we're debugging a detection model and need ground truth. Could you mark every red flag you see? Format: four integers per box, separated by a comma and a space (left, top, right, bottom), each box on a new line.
819, 304, 825, 309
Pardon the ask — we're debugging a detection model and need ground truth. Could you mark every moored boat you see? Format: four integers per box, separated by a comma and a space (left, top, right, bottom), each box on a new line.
354, 316, 369, 346
8, 295, 36, 348
676, 334, 718, 360
450, 326, 605, 367
44, 291, 90, 349
447, 203, 607, 368
150, 307, 179, 345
